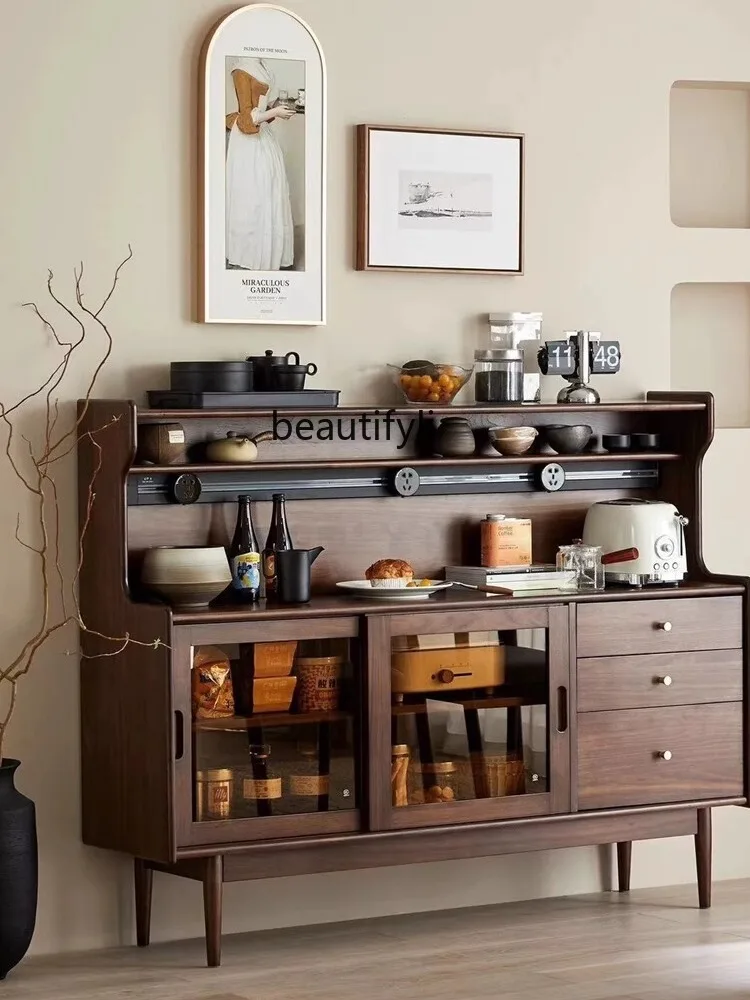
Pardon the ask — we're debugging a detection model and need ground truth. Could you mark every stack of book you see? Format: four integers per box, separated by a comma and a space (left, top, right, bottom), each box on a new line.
445, 564, 577, 595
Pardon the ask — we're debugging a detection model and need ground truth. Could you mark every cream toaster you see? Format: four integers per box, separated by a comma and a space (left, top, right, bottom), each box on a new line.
582, 499, 689, 586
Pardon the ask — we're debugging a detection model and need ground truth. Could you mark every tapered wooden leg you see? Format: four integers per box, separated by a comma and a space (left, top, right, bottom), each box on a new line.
203, 855, 223, 967
695, 807, 712, 909
134, 859, 153, 947
616, 842, 632, 892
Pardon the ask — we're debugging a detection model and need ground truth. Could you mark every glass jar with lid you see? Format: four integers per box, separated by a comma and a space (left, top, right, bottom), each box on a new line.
408, 760, 459, 804
474, 349, 524, 404
556, 539, 604, 591
487, 313, 543, 402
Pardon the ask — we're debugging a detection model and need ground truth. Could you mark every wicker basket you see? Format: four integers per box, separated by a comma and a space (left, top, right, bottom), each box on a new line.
459, 754, 526, 798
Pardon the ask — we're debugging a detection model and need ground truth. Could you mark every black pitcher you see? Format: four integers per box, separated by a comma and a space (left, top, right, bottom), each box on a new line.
276, 547, 324, 603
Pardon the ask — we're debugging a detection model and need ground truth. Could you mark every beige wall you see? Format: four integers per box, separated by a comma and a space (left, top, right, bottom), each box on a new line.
2, 0, 750, 956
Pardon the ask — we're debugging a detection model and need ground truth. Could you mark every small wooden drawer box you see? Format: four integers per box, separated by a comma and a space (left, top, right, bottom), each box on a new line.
577, 703, 743, 809
577, 649, 743, 713
392, 635, 505, 695
577, 597, 742, 658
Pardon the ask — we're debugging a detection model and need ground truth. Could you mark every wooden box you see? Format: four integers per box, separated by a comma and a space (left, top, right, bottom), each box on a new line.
392, 635, 505, 694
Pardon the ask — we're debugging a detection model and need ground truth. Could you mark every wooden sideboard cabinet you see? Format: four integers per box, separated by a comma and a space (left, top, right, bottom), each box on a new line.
77, 394, 749, 966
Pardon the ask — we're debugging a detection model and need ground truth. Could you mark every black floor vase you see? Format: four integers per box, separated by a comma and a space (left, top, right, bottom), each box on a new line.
0, 759, 37, 979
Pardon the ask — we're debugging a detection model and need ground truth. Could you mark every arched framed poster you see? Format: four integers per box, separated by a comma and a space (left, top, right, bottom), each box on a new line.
199, 5, 326, 325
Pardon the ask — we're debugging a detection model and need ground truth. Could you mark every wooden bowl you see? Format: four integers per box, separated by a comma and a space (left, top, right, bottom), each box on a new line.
141, 546, 231, 609
488, 426, 538, 456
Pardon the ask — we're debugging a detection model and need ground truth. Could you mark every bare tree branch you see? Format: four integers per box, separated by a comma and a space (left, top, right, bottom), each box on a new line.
0, 249, 168, 761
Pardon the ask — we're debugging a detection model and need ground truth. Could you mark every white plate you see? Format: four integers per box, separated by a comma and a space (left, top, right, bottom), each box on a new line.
336, 580, 453, 601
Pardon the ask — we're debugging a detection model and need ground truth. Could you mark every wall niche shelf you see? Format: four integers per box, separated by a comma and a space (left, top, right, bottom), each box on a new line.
671, 282, 750, 428
671, 80, 750, 229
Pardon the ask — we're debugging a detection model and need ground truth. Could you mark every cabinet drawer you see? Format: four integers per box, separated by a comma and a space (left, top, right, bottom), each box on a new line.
578, 703, 743, 808
577, 649, 743, 712
577, 597, 742, 658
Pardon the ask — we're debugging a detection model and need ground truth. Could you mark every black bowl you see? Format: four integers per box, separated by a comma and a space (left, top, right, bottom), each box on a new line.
630, 432, 660, 450
544, 424, 593, 455
602, 433, 631, 452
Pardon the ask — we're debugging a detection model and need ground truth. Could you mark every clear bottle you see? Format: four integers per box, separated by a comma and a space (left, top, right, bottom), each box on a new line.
263, 493, 293, 598
229, 495, 261, 602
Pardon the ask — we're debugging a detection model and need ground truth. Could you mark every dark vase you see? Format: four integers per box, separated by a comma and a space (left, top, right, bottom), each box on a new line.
0, 760, 37, 980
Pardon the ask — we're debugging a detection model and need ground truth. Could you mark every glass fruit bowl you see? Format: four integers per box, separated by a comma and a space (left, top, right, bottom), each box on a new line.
389, 363, 474, 406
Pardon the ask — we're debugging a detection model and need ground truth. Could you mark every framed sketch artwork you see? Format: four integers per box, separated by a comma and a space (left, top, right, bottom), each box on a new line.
356, 125, 523, 274
199, 5, 326, 324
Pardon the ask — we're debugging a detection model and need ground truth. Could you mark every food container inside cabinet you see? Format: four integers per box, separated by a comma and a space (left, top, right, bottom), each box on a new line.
408, 760, 459, 804
391, 632, 505, 695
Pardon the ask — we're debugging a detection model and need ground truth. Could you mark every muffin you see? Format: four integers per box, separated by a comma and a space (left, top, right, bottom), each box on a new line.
365, 558, 414, 588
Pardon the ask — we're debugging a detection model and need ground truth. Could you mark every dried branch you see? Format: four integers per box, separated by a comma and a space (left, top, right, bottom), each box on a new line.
0, 248, 168, 761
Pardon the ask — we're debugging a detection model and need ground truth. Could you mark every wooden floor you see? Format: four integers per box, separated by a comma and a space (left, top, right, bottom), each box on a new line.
6, 879, 750, 999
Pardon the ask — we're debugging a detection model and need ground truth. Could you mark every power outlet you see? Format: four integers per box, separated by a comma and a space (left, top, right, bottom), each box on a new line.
537, 463, 565, 493
392, 467, 421, 497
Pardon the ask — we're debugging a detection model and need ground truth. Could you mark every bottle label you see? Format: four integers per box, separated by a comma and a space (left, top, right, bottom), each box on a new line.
231, 551, 260, 591
263, 552, 276, 581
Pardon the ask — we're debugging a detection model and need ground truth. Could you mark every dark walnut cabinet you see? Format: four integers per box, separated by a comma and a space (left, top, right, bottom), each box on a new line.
77, 394, 749, 966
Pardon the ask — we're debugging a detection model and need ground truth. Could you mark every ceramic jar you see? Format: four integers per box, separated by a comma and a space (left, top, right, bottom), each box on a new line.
434, 417, 476, 457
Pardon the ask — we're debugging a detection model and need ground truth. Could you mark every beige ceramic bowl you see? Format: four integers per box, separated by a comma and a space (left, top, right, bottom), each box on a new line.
141, 546, 231, 609
488, 426, 538, 456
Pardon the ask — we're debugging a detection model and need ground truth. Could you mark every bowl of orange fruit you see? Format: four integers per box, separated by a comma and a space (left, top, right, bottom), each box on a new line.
389, 360, 473, 406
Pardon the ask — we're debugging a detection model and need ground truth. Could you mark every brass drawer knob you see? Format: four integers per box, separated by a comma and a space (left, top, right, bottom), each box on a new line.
657, 750, 673, 761
656, 675, 673, 686
657, 621, 673, 632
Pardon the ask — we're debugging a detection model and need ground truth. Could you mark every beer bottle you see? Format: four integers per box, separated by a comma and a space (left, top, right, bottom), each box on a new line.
229, 495, 261, 602
263, 493, 293, 596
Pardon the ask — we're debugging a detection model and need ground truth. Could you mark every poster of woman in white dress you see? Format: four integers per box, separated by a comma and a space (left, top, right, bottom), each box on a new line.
225, 56, 306, 271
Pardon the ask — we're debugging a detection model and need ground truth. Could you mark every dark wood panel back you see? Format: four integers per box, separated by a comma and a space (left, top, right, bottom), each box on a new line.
128, 488, 643, 590
135, 409, 676, 466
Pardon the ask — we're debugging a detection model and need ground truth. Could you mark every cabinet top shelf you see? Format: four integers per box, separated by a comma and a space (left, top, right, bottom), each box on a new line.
137, 400, 708, 421
129, 451, 682, 475
167, 581, 744, 625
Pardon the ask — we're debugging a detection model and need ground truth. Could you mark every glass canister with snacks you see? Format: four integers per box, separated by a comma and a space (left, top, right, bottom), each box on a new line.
408, 760, 459, 805
196, 768, 234, 821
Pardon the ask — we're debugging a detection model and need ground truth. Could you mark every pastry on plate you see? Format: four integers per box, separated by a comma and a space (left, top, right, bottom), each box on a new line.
365, 558, 414, 588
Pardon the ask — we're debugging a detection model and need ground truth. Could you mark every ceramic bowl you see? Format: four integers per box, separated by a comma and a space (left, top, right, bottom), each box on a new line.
544, 424, 593, 455
141, 547, 231, 609
488, 426, 538, 456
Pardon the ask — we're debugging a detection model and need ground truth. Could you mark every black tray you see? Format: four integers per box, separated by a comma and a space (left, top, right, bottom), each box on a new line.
147, 389, 340, 410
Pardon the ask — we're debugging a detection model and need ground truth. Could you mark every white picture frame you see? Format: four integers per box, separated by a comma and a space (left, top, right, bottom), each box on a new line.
356, 125, 523, 274
200, 4, 326, 325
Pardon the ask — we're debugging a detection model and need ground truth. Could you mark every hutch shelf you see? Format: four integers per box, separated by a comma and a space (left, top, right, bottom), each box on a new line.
77, 393, 748, 967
